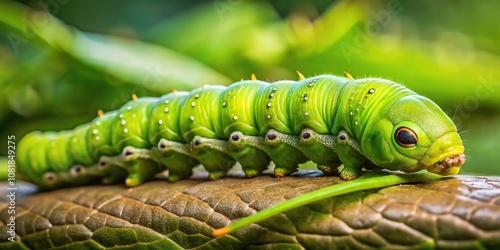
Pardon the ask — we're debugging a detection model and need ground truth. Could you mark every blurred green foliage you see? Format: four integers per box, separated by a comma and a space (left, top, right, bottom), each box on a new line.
0, 0, 498, 175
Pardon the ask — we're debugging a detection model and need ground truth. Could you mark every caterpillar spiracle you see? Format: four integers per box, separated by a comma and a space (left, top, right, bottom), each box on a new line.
17, 73, 466, 191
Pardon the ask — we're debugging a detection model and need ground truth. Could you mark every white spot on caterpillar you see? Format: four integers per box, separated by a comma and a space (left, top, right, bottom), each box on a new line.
273, 87, 277, 91
127, 106, 132, 110
369, 88, 375, 94
267, 115, 271, 119
95, 136, 100, 141
355, 121, 358, 125
190, 116, 195, 121
195, 94, 199, 98
303, 96, 308, 101
191, 102, 196, 107
233, 115, 238, 120
158, 120, 163, 125
304, 112, 309, 116
124, 128, 128, 133
356, 108, 359, 112
92, 129, 98, 135
269, 93, 274, 98
267, 102, 271, 108
349, 112, 353, 115
222, 101, 227, 107
121, 120, 126, 125
96, 121, 101, 126
165, 100, 170, 104
119, 114, 123, 118
164, 107, 169, 113
308, 83, 314, 87
364, 106, 367, 109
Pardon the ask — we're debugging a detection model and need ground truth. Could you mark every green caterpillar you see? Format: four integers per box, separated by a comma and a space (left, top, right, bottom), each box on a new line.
17, 73, 465, 191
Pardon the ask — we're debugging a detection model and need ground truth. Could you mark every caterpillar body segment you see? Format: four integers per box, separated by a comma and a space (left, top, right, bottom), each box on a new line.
17, 75, 466, 190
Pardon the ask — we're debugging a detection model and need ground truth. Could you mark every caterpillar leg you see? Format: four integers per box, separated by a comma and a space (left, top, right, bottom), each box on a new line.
121, 146, 163, 187
96, 156, 129, 184
264, 129, 308, 177
190, 136, 236, 180
228, 131, 271, 178
297, 128, 342, 175
154, 139, 199, 182
334, 130, 366, 180
64, 164, 96, 186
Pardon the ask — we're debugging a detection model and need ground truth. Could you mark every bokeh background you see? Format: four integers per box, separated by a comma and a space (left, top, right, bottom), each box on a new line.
0, 0, 498, 176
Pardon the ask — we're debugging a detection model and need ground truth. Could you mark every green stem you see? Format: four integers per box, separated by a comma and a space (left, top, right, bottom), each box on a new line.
213, 172, 444, 236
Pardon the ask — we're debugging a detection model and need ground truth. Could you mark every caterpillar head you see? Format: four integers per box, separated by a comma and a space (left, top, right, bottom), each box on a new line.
362, 95, 465, 175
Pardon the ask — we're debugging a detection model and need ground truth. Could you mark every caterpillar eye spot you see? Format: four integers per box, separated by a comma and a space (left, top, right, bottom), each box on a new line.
99, 160, 107, 168
231, 134, 240, 141
339, 134, 347, 141
71, 165, 85, 176
43, 172, 58, 185
302, 132, 311, 139
124, 150, 133, 156
395, 127, 418, 147
194, 139, 201, 146
267, 133, 277, 140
